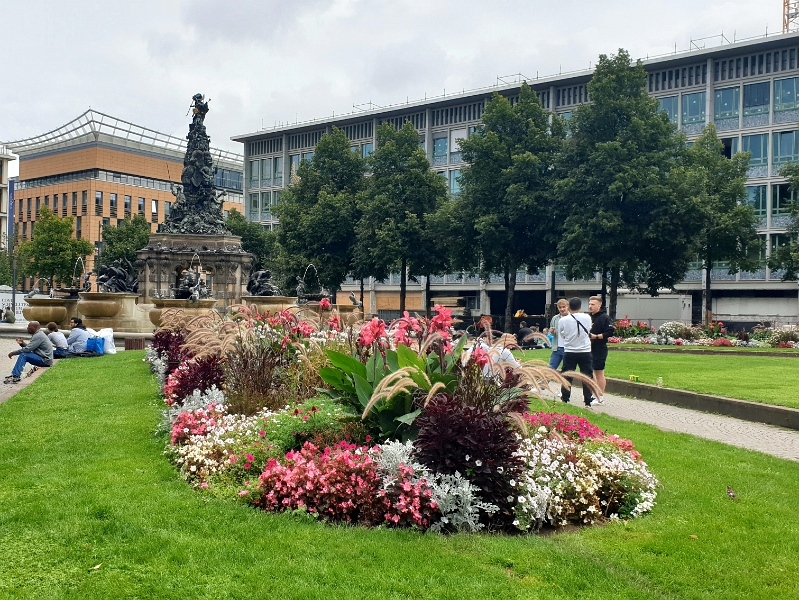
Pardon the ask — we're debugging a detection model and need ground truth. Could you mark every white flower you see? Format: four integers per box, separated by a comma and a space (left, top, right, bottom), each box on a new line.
465, 455, 470, 461
496, 466, 504, 473
474, 460, 482, 467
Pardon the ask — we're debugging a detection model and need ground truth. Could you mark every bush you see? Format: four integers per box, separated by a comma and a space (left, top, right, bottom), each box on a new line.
414, 394, 522, 529
151, 328, 187, 367
224, 332, 292, 414
261, 397, 367, 453
163, 355, 226, 405
658, 321, 691, 339
712, 338, 734, 347
522, 412, 603, 442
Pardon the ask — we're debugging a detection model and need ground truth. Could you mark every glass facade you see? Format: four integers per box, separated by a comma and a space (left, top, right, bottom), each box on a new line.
714, 87, 740, 120
249, 160, 259, 187
249, 193, 259, 220
361, 143, 373, 158
432, 136, 448, 166
745, 185, 767, 218
449, 170, 461, 195
681, 92, 706, 124
658, 96, 678, 123
743, 82, 770, 116
260, 158, 272, 187
771, 183, 794, 216
742, 134, 768, 166
773, 130, 799, 165
774, 77, 799, 112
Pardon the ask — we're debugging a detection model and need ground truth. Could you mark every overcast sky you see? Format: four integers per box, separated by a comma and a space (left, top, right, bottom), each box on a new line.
0, 0, 783, 177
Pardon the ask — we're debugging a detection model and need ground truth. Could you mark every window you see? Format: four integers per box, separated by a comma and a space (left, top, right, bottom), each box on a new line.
742, 134, 768, 166
658, 96, 678, 123
44, 195, 49, 207
62, 193, 68, 211
681, 92, 706, 124
102, 217, 110, 228
449, 128, 466, 163
72, 192, 78, 207
273, 190, 281, 207
301, 151, 313, 162
138, 197, 145, 213
261, 158, 272, 187
273, 156, 283, 186
743, 82, 770, 116
82, 191, 87, 207
773, 130, 799, 165
714, 87, 740, 120
772, 233, 793, 257
249, 160, 260, 187
449, 169, 461, 195
432, 136, 448, 166
260, 191, 271, 220
151, 199, 158, 218
774, 77, 799, 112
124, 195, 131, 211
36, 197, 40, 211
75, 216, 82, 239
95, 191, 103, 215
772, 183, 795, 215
249, 193, 260, 220
721, 137, 739, 158
361, 143, 373, 158
745, 185, 767, 218
290, 154, 301, 176
22, 222, 26, 239
26, 198, 31, 213
164, 201, 172, 216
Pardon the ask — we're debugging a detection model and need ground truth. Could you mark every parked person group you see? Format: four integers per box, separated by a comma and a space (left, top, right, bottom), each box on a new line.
46, 322, 70, 358
66, 318, 91, 354
552, 295, 614, 408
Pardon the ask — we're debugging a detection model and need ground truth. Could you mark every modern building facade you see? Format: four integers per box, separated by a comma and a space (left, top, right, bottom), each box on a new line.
5, 110, 244, 289
233, 31, 799, 326
0, 144, 14, 249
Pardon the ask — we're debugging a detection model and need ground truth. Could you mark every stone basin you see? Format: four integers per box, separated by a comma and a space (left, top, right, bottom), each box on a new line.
149, 298, 218, 327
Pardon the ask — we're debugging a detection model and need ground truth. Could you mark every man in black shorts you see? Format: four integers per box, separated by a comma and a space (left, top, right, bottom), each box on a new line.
588, 295, 614, 404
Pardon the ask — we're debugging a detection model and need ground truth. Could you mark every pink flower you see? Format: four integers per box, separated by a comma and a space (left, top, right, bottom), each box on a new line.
319, 298, 331, 310
244, 463, 252, 469
246, 453, 255, 462
238, 490, 250, 496
200, 482, 209, 489
471, 345, 489, 367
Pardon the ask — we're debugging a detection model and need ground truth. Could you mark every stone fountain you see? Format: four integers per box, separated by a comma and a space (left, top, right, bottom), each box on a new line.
136, 93, 252, 314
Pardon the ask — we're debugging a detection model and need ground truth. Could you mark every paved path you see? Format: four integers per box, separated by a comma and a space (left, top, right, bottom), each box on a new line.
0, 337, 49, 405
590, 392, 799, 462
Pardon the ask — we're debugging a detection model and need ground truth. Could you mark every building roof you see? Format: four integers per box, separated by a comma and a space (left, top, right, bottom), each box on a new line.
233, 30, 799, 142
4, 109, 242, 168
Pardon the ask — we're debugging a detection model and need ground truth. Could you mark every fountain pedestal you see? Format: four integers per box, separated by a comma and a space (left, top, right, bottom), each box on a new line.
22, 297, 79, 328
240, 296, 299, 314
136, 234, 252, 309
148, 298, 218, 328
77, 292, 152, 333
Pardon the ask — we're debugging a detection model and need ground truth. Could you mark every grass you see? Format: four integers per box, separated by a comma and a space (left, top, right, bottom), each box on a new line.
609, 343, 799, 353
0, 352, 797, 598
521, 349, 799, 409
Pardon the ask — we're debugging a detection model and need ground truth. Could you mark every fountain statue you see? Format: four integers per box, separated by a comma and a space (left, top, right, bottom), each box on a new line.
246, 270, 282, 297
136, 93, 253, 310
295, 264, 330, 305
96, 259, 138, 293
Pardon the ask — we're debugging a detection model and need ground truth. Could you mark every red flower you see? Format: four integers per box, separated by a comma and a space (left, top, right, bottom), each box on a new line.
319, 298, 331, 310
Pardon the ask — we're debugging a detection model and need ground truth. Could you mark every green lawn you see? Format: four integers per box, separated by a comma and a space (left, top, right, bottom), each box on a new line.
522, 349, 799, 409
1, 352, 798, 598
610, 344, 799, 353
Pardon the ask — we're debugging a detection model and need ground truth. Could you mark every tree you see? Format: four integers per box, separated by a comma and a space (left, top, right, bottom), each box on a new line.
0, 250, 11, 287
677, 125, 761, 324
226, 209, 278, 272
557, 49, 698, 319
98, 215, 151, 267
273, 127, 366, 300
355, 122, 447, 313
768, 163, 799, 280
17, 207, 94, 287
449, 83, 565, 331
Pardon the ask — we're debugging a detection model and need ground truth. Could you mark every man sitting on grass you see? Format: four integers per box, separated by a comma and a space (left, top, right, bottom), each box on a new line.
5, 321, 53, 384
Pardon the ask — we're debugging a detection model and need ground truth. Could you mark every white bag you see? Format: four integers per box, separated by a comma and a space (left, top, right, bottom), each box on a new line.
97, 328, 117, 354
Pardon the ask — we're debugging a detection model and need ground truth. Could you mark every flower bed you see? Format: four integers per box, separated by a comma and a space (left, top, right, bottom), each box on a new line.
147, 304, 658, 533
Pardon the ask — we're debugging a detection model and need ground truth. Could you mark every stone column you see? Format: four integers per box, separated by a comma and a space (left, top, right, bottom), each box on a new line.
705, 58, 714, 126
368, 276, 377, 317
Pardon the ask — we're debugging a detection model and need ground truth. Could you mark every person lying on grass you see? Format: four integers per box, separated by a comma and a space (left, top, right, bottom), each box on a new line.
5, 320, 53, 384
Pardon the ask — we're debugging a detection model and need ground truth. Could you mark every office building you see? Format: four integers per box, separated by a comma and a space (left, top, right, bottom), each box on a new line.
233, 32, 799, 325
0, 145, 14, 249
5, 110, 244, 288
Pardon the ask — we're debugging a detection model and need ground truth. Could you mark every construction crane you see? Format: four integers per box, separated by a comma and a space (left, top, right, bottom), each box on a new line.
785, 0, 799, 32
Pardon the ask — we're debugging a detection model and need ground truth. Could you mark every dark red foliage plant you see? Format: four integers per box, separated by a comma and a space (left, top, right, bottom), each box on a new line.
164, 354, 226, 405
414, 394, 522, 529
151, 328, 188, 366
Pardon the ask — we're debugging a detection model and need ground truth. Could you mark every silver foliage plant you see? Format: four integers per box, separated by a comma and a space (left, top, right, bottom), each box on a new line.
373, 440, 498, 533
144, 346, 168, 390
159, 385, 227, 434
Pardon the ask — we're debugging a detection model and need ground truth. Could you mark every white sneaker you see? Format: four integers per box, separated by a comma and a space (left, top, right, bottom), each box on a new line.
597, 396, 605, 404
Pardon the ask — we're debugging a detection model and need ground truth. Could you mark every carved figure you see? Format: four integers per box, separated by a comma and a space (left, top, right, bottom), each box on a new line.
246, 270, 282, 297
174, 268, 212, 302
96, 259, 138, 293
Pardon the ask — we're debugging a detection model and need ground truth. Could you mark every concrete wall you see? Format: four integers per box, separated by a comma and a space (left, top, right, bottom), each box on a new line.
714, 296, 798, 325
615, 294, 692, 328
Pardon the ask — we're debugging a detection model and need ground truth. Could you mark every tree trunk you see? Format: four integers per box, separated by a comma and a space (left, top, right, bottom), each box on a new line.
425, 274, 431, 320
601, 265, 608, 308
504, 266, 516, 333
609, 267, 620, 321
359, 278, 364, 304
704, 261, 712, 326
399, 257, 407, 314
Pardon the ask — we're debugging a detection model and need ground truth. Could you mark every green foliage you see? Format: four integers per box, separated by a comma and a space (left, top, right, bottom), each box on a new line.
678, 124, 761, 317
17, 207, 94, 285
768, 162, 799, 279
557, 49, 698, 317
225, 208, 278, 272
260, 397, 361, 453
354, 122, 447, 310
0, 250, 12, 286
273, 128, 366, 297
452, 83, 564, 329
98, 214, 151, 267
2, 353, 799, 598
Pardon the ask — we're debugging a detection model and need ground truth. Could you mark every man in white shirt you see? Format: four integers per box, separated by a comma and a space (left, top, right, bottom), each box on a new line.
557, 297, 595, 407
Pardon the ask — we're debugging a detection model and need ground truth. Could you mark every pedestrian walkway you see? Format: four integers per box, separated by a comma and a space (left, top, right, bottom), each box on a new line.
591, 392, 799, 462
